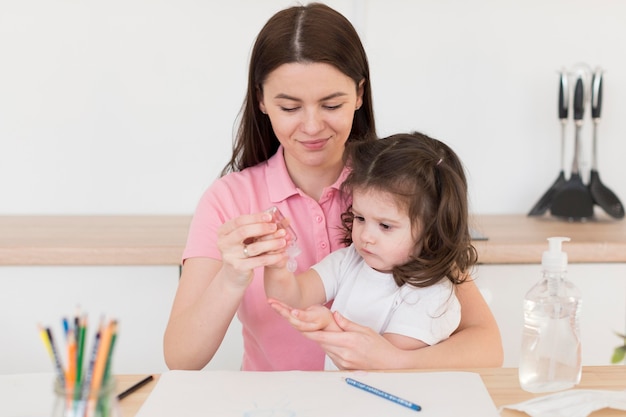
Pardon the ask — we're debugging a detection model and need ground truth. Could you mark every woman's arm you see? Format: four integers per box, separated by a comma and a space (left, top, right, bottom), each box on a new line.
301, 279, 503, 369
163, 258, 243, 370
163, 212, 285, 370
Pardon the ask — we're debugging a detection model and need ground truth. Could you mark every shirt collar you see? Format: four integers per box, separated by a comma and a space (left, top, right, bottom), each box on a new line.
266, 146, 349, 203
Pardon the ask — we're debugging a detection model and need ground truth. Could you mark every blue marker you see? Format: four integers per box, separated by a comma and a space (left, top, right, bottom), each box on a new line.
345, 377, 421, 412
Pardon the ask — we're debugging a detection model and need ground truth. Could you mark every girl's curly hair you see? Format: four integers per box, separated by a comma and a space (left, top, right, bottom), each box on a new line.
340, 132, 477, 288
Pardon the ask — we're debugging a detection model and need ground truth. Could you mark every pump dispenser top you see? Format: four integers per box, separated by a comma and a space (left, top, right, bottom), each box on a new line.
542, 236, 570, 272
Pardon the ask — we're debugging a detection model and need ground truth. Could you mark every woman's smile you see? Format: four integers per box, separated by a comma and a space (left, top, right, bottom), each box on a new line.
297, 137, 332, 150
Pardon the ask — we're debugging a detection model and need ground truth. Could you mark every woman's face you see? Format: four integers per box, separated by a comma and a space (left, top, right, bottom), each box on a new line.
258, 62, 364, 171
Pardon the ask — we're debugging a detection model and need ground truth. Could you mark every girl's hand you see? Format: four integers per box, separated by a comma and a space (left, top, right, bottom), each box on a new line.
217, 211, 287, 286
267, 299, 340, 332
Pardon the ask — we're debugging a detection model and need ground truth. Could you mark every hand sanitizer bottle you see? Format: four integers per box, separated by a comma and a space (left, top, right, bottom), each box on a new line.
518, 236, 582, 393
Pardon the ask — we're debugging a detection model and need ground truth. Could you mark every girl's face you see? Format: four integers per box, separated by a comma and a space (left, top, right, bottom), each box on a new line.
351, 188, 418, 272
258, 62, 364, 172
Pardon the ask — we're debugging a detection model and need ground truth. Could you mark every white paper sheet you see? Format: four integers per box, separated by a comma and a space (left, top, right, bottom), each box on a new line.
135, 370, 500, 417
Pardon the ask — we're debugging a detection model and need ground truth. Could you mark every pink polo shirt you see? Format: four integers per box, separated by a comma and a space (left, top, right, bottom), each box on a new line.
183, 146, 349, 370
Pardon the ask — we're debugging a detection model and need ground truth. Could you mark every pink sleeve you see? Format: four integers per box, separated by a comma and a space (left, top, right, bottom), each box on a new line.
182, 179, 240, 262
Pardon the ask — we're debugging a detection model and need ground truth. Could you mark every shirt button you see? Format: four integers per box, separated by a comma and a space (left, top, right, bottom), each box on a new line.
320, 242, 328, 249
316, 216, 323, 223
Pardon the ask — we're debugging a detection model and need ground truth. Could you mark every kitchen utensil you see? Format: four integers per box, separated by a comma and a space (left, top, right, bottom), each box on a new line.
550, 72, 594, 220
588, 68, 625, 219
528, 70, 569, 216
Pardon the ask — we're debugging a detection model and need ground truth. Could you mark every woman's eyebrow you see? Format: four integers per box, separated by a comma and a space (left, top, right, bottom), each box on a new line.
273, 92, 348, 101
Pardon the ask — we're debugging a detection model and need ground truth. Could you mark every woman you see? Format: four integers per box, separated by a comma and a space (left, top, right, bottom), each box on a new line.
163, 2, 502, 371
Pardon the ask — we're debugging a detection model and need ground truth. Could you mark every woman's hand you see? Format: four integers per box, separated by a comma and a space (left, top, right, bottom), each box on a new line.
267, 299, 341, 332
217, 211, 288, 286
300, 312, 401, 370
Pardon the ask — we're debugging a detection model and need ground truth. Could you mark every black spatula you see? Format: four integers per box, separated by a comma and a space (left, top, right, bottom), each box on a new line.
528, 70, 569, 216
588, 68, 625, 219
550, 73, 594, 220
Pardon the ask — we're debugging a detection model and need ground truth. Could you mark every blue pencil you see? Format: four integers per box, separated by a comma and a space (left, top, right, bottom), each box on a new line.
345, 377, 421, 412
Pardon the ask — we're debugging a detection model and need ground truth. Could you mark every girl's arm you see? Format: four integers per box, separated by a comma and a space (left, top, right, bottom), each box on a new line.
263, 264, 326, 309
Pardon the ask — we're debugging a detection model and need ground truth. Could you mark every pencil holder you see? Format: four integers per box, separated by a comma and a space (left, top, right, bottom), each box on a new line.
52, 379, 120, 417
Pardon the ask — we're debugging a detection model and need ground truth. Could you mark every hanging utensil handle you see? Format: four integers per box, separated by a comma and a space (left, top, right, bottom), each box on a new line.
591, 69, 602, 120
591, 68, 603, 171
573, 76, 585, 122
571, 75, 585, 175
559, 71, 569, 120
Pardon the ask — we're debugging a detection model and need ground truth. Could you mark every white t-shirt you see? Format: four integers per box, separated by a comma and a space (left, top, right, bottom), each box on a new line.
312, 244, 461, 370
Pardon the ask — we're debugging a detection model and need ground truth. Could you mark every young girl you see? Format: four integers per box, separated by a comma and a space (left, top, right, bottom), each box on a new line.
264, 132, 478, 369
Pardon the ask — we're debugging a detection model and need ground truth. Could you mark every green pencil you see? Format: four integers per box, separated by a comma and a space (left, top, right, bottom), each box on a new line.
102, 321, 118, 385
75, 316, 87, 390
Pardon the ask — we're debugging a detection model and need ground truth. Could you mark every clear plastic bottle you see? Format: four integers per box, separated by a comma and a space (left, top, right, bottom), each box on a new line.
518, 236, 582, 393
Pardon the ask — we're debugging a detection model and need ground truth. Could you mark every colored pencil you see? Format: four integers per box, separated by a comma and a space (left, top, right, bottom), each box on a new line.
62, 317, 70, 340
44, 326, 66, 387
85, 319, 114, 417
89, 319, 114, 399
66, 328, 77, 393
80, 324, 101, 401
102, 321, 118, 385
75, 316, 87, 390
345, 377, 421, 412
117, 375, 154, 400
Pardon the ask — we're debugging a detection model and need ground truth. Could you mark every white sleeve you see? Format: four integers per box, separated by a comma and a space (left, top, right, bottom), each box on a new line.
310, 245, 360, 302
384, 280, 461, 346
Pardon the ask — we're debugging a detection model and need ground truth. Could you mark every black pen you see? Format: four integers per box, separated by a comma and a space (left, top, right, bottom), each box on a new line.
117, 375, 154, 400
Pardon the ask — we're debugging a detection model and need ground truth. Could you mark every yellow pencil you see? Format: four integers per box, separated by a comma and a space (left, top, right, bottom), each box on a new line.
38, 324, 53, 358
38, 324, 65, 386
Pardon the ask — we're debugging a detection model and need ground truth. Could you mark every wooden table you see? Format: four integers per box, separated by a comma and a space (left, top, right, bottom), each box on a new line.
116, 366, 626, 417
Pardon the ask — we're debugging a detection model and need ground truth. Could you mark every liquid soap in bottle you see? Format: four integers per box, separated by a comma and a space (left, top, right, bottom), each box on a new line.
518, 236, 582, 393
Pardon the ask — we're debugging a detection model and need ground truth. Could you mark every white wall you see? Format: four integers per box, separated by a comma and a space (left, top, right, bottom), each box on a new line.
1, 0, 625, 216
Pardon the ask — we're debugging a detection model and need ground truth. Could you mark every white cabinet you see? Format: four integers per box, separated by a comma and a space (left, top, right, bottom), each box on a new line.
0, 265, 245, 375
3, 263, 624, 374
0, 266, 179, 375
0, 266, 245, 375
475, 263, 626, 367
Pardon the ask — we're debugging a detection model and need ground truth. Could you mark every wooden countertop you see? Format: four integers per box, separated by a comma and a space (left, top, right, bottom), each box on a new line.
116, 366, 626, 417
0, 215, 190, 265
0, 214, 624, 266
471, 214, 626, 264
